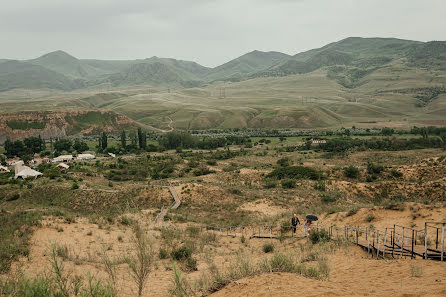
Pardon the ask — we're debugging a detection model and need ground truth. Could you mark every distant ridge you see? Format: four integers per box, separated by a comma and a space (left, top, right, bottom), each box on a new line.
1, 37, 446, 91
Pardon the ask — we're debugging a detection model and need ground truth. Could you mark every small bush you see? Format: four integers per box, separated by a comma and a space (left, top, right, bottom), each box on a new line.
159, 248, 169, 259
314, 180, 326, 191
266, 166, 321, 180
6, 193, 20, 201
71, 183, 79, 190
343, 166, 359, 178
367, 163, 384, 174
276, 157, 290, 167
264, 180, 277, 189
365, 214, 375, 222
120, 216, 132, 226
281, 179, 296, 188
206, 160, 217, 166
321, 194, 336, 203
186, 226, 200, 237
229, 188, 242, 195
263, 243, 274, 253
184, 257, 198, 272
171, 246, 192, 261
346, 208, 359, 216
309, 230, 330, 244
391, 169, 403, 178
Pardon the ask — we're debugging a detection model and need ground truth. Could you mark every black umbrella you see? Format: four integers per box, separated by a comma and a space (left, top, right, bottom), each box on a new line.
306, 215, 318, 221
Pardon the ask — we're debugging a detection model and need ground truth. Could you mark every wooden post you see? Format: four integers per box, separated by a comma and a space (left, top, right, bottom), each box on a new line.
377, 232, 380, 258
367, 230, 371, 255
392, 231, 395, 257
436, 228, 439, 250
441, 223, 445, 262
382, 228, 388, 257
400, 227, 405, 258
424, 223, 428, 260
411, 229, 415, 259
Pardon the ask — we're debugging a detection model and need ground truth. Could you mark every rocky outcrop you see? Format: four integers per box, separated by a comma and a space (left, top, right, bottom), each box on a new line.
0, 110, 135, 142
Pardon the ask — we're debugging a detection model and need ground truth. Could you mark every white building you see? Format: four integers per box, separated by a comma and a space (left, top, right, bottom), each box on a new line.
77, 153, 95, 160
57, 163, 70, 170
52, 155, 73, 163
15, 166, 42, 179
12, 160, 25, 173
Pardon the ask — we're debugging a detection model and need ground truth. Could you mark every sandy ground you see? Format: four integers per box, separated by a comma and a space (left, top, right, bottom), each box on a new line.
6, 203, 446, 297
239, 199, 288, 216
212, 247, 446, 297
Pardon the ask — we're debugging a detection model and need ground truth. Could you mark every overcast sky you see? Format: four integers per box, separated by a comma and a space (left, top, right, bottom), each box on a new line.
0, 0, 445, 67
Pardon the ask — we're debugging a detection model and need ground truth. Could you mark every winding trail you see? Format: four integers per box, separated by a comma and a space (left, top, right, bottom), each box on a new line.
139, 116, 174, 133
155, 184, 181, 225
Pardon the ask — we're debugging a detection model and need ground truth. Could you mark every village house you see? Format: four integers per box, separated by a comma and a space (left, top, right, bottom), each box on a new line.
57, 163, 70, 171
77, 153, 95, 160
52, 155, 73, 163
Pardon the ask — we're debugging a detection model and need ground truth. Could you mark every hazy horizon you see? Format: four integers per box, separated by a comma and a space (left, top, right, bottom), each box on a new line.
1, 0, 445, 67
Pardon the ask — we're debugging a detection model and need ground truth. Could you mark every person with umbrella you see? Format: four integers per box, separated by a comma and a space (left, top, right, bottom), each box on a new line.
305, 215, 318, 236
291, 214, 300, 236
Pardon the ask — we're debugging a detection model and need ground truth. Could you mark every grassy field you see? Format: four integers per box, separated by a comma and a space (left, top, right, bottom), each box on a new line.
1, 59, 446, 132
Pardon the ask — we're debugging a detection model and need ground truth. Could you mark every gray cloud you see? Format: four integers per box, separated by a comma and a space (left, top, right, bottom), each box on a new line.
0, 0, 445, 66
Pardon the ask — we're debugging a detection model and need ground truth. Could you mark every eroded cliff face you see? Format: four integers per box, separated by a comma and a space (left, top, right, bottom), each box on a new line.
0, 110, 135, 142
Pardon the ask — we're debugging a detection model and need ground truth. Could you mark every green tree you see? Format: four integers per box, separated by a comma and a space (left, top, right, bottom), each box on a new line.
121, 130, 127, 149
382, 127, 394, 136
138, 128, 143, 149
23, 136, 44, 154
54, 138, 72, 152
73, 139, 89, 153
101, 132, 108, 150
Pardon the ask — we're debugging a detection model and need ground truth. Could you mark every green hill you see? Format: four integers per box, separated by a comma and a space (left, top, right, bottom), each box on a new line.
0, 60, 77, 92
105, 62, 196, 87
29, 50, 90, 78
204, 50, 291, 82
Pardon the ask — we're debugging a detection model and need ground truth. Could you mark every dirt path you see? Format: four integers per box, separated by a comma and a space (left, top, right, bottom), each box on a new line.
138, 116, 174, 133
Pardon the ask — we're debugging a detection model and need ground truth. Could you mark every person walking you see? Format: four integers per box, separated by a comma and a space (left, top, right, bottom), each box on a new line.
291, 214, 300, 236
305, 219, 312, 237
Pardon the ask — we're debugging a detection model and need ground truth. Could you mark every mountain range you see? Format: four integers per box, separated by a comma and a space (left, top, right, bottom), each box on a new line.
2, 37, 446, 92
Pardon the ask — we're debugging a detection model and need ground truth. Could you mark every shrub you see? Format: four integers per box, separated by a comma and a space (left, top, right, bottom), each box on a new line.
71, 183, 79, 190
184, 257, 198, 272
171, 246, 192, 261
391, 169, 403, 178
276, 157, 290, 167
365, 214, 375, 222
264, 180, 277, 189
367, 163, 384, 174
321, 194, 336, 203
343, 166, 359, 178
206, 160, 217, 166
263, 243, 274, 253
281, 179, 296, 188
120, 216, 132, 225
159, 248, 169, 259
314, 180, 326, 191
229, 188, 242, 195
308, 230, 330, 244
6, 193, 20, 201
267, 253, 296, 272
186, 226, 200, 237
266, 166, 321, 180
346, 207, 360, 216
